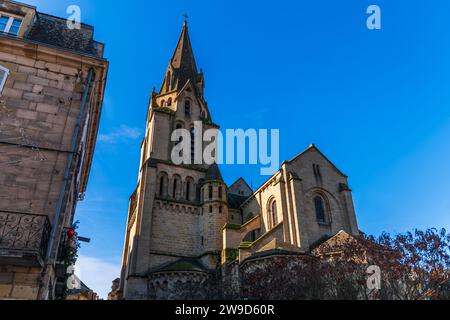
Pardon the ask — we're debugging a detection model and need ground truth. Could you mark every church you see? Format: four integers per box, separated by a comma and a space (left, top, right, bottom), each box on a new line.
117, 21, 360, 299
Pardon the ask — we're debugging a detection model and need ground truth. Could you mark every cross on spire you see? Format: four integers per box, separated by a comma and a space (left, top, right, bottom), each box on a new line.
182, 13, 189, 23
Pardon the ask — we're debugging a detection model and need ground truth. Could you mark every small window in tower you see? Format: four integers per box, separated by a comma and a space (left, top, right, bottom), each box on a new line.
159, 177, 164, 196
0, 65, 9, 95
173, 179, 178, 198
165, 71, 171, 91
158, 173, 168, 197
185, 100, 191, 115
190, 127, 195, 161
209, 205, 212, 213
218, 186, 222, 199
186, 181, 191, 201
208, 186, 213, 199
201, 236, 204, 246
167, 98, 172, 106
175, 124, 183, 146
219, 205, 222, 213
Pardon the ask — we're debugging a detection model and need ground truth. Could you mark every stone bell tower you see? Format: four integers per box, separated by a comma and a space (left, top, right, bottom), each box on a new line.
119, 21, 226, 299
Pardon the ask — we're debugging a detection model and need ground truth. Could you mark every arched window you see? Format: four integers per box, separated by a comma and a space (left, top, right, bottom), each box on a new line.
209, 205, 212, 213
174, 123, 183, 146
172, 175, 181, 199
158, 172, 168, 197
314, 196, 326, 223
185, 177, 194, 201
159, 176, 164, 196
190, 127, 195, 161
185, 99, 191, 115
197, 179, 204, 202
271, 200, 278, 227
173, 179, 178, 198
267, 198, 278, 229
161, 99, 166, 107
208, 185, 213, 199
218, 186, 222, 199
165, 71, 171, 91
167, 97, 172, 106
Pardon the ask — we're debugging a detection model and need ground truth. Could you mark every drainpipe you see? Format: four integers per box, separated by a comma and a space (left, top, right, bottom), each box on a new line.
38, 68, 95, 299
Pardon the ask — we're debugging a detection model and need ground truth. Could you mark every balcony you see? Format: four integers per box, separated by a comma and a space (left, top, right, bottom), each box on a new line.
0, 211, 51, 267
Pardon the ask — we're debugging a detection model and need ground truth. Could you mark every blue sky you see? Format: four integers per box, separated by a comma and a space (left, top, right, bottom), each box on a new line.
30, 0, 450, 297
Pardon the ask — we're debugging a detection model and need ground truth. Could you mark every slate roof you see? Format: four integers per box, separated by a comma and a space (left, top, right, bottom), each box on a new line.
205, 163, 223, 181
227, 193, 249, 209
148, 258, 209, 274
25, 12, 103, 58
160, 21, 201, 95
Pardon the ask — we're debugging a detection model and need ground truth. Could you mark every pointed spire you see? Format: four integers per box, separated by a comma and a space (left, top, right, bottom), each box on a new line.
205, 163, 223, 181
160, 21, 201, 96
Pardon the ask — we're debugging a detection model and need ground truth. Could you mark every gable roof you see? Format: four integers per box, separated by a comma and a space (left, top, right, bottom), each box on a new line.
228, 177, 253, 195
286, 144, 348, 178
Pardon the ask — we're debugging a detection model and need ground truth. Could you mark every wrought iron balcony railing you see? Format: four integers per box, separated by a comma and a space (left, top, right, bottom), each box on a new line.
0, 210, 51, 265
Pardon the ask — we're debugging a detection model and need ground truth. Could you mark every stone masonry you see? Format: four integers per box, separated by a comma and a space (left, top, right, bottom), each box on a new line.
0, 1, 108, 300
118, 21, 359, 300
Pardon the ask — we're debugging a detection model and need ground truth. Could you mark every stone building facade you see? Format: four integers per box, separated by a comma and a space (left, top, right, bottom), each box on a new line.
119, 21, 359, 299
0, 1, 108, 299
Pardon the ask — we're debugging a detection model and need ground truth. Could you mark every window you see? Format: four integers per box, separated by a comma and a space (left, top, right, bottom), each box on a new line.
165, 71, 171, 91
0, 65, 9, 95
0, 16, 22, 35
185, 100, 191, 115
314, 196, 326, 223
313, 163, 323, 185
175, 123, 183, 146
208, 185, 213, 199
271, 200, 278, 227
167, 97, 172, 106
218, 186, 222, 199
190, 127, 195, 161
197, 179, 204, 202
209, 205, 212, 213
172, 175, 181, 199
219, 205, 222, 213
186, 180, 191, 201
172, 178, 180, 198
267, 198, 278, 228
158, 172, 168, 196
159, 177, 164, 196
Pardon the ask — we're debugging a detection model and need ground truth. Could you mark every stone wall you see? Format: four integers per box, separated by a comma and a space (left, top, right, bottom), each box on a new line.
0, 30, 107, 299
0, 266, 41, 299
